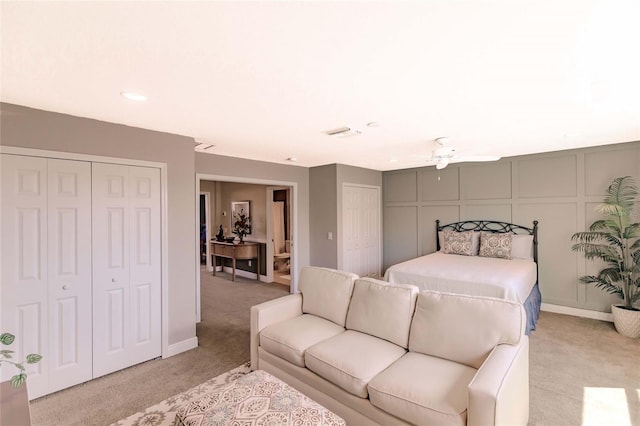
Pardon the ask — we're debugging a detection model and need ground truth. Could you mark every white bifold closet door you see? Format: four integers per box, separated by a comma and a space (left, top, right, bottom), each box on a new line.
1, 155, 92, 399
91, 163, 161, 378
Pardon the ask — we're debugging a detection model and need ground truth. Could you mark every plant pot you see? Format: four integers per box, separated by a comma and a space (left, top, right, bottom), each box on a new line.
1, 380, 32, 425
611, 304, 640, 338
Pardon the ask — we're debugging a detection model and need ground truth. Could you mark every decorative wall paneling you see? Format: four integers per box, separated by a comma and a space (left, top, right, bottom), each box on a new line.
382, 142, 640, 314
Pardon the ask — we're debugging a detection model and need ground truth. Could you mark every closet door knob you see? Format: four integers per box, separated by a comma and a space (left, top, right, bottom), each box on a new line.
112, 278, 116, 283
62, 285, 69, 290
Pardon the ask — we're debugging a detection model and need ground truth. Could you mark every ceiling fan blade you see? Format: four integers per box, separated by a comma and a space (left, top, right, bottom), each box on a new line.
450, 155, 501, 163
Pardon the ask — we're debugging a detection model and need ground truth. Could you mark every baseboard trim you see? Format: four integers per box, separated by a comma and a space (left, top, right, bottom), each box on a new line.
214, 266, 268, 282
166, 337, 198, 358
541, 303, 613, 322
222, 266, 259, 280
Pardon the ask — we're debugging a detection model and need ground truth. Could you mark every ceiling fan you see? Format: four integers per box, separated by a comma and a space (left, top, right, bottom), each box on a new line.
426, 137, 501, 170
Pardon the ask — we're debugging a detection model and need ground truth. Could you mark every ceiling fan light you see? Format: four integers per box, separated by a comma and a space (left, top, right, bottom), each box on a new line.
120, 91, 147, 102
436, 160, 448, 170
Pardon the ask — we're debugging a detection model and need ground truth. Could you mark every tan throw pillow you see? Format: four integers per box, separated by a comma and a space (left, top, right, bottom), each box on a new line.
441, 230, 474, 256
479, 231, 513, 259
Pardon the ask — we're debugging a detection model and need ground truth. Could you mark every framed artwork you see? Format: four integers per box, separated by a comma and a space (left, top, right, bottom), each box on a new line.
231, 201, 252, 235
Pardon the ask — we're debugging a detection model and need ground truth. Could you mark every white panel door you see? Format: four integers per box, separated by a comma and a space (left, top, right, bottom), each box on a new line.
92, 163, 161, 377
361, 186, 381, 278
128, 166, 161, 365
92, 163, 131, 377
1, 154, 49, 396
46, 159, 92, 394
343, 185, 361, 275
342, 185, 381, 278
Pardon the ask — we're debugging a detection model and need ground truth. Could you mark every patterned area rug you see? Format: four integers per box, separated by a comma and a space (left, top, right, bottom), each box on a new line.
111, 363, 251, 426
174, 369, 345, 426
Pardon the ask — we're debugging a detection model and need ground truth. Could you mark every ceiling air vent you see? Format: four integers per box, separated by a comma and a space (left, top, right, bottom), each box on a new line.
325, 127, 361, 137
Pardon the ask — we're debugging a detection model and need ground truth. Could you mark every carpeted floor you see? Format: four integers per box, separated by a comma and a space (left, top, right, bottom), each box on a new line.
29, 269, 288, 426
30, 269, 639, 426
112, 363, 253, 426
528, 310, 640, 425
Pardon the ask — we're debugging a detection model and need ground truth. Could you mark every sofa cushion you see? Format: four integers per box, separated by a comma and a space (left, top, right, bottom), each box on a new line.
305, 330, 406, 398
299, 267, 358, 326
260, 314, 345, 367
345, 278, 418, 348
409, 291, 525, 368
368, 352, 476, 426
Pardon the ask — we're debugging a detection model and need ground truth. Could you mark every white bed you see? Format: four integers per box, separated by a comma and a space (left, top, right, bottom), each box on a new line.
384, 252, 537, 303
384, 219, 541, 334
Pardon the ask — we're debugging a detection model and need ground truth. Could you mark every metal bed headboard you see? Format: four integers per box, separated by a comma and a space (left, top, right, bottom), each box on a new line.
436, 219, 539, 264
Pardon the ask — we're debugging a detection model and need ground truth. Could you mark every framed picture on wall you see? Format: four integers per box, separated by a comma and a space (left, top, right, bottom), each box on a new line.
231, 201, 252, 235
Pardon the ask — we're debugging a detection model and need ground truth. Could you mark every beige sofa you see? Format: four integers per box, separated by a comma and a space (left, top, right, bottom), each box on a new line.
250, 267, 529, 426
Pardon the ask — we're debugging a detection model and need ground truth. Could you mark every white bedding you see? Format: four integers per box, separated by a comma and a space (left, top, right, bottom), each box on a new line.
384, 252, 537, 303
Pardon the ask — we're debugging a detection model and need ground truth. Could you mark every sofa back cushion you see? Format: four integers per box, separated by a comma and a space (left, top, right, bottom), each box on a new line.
299, 267, 358, 327
409, 291, 525, 368
346, 278, 418, 348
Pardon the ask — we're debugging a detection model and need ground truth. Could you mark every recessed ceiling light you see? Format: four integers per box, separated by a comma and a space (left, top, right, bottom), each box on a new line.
120, 91, 147, 102
389, 158, 398, 163
367, 122, 379, 128
286, 157, 298, 162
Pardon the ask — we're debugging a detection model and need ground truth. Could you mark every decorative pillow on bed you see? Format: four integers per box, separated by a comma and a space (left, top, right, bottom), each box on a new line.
479, 231, 513, 259
441, 230, 474, 256
471, 231, 480, 255
511, 234, 534, 261
439, 230, 480, 255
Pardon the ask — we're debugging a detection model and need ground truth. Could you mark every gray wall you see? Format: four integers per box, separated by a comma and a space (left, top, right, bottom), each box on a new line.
195, 153, 310, 273
309, 164, 383, 269
382, 141, 640, 313
9, 103, 636, 317
219, 182, 268, 240
0, 103, 197, 346
309, 165, 338, 268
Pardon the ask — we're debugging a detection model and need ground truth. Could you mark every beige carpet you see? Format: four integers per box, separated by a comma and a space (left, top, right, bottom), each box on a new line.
30, 270, 639, 426
112, 363, 253, 426
29, 269, 288, 426
528, 311, 640, 425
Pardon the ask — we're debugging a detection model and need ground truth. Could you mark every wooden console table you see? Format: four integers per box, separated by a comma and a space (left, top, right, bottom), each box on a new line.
211, 241, 259, 282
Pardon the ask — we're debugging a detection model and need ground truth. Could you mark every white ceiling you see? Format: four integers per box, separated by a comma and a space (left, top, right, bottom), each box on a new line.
2, 1, 639, 171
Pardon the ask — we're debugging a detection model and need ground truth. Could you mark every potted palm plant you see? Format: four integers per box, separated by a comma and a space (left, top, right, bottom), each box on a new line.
571, 176, 640, 338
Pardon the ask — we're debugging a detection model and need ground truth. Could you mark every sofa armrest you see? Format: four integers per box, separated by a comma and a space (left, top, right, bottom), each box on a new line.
250, 294, 303, 371
467, 337, 529, 426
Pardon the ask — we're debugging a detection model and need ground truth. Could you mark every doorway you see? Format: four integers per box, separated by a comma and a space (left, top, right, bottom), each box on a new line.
199, 192, 210, 265
195, 174, 297, 323
269, 187, 291, 286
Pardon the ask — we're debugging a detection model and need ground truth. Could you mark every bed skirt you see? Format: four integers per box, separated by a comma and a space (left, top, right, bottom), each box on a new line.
524, 282, 542, 335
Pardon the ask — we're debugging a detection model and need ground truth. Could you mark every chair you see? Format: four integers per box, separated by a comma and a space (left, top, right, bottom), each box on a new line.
273, 240, 290, 272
